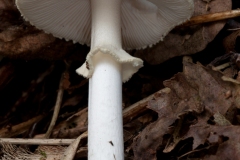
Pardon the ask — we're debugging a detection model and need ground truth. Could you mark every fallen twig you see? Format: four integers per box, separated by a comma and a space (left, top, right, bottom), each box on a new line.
212, 62, 230, 71
0, 132, 88, 160
45, 71, 66, 138
0, 138, 74, 145
181, 9, 240, 27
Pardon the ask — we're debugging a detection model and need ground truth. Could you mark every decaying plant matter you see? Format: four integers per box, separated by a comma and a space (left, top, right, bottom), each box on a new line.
1, 0, 240, 160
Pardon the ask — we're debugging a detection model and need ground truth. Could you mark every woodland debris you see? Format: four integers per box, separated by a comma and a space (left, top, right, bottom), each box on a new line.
45, 70, 68, 138
223, 29, 240, 53
0, 115, 44, 138
61, 132, 87, 160
181, 9, 240, 27
0, 138, 74, 145
1, 0, 240, 160
122, 88, 170, 124
132, 56, 240, 159
35, 91, 161, 139
0, 132, 87, 160
1, 144, 66, 160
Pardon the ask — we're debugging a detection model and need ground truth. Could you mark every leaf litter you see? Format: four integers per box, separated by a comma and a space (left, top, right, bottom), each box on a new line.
1, 0, 240, 159
133, 55, 240, 160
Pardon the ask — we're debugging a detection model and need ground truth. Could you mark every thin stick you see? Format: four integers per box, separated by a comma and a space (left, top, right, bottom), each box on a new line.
45, 72, 65, 138
181, 9, 240, 27
0, 138, 74, 145
228, 28, 240, 31
212, 62, 230, 71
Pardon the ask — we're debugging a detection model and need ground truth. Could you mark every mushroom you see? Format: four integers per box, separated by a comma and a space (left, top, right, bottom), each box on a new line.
15, 0, 194, 159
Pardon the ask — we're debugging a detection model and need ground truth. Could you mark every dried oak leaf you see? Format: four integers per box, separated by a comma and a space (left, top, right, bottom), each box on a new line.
135, 0, 231, 65
184, 125, 240, 160
133, 57, 240, 160
182, 58, 238, 115
132, 64, 203, 159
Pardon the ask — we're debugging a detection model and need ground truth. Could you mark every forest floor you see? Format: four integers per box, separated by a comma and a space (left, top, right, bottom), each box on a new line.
1, 0, 240, 159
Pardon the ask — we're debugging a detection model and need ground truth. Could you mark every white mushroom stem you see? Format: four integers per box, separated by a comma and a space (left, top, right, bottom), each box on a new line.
88, 0, 124, 160
91, 0, 122, 48
88, 54, 123, 160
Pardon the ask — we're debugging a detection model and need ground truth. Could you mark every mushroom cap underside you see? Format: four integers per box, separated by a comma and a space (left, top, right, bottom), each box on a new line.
16, 0, 194, 49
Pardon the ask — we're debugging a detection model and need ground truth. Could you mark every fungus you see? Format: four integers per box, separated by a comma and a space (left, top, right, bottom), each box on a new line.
15, 0, 194, 159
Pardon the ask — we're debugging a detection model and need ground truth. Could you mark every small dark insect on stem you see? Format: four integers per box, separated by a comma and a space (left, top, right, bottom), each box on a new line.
109, 141, 114, 146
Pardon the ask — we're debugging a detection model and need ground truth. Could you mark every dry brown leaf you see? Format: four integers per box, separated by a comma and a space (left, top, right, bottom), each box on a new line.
184, 125, 240, 160
124, 112, 154, 143
133, 56, 240, 159
132, 73, 204, 160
